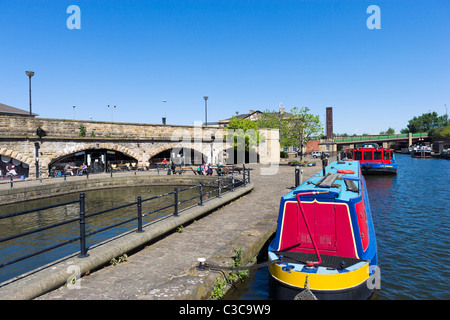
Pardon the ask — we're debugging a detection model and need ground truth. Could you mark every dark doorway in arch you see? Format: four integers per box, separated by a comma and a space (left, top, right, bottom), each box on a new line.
48, 149, 137, 176
224, 147, 259, 164
0, 155, 29, 179
150, 148, 207, 166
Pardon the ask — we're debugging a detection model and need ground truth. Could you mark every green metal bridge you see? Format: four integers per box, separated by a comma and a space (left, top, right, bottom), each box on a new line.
333, 132, 429, 145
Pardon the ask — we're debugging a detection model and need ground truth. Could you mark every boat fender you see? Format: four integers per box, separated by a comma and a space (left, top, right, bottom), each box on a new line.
337, 169, 355, 174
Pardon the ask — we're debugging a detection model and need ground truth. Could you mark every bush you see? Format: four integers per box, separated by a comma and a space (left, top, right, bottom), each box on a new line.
280, 151, 289, 158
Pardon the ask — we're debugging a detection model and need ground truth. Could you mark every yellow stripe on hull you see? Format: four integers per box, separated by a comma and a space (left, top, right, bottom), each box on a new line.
268, 262, 370, 291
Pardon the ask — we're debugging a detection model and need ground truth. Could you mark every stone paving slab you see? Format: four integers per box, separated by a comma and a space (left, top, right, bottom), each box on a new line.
32, 161, 325, 300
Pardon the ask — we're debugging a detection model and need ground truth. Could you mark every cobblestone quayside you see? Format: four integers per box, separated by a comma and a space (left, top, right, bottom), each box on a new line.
36, 161, 325, 300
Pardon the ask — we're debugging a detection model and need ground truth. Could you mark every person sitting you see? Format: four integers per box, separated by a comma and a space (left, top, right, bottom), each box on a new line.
78, 163, 88, 175
64, 162, 75, 176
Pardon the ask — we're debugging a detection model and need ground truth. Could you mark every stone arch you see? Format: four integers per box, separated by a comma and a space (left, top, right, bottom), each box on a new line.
0, 150, 31, 178
0, 148, 33, 166
49, 142, 140, 166
147, 142, 208, 165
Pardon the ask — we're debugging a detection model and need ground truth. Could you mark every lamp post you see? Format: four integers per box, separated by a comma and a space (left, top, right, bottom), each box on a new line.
73, 105, 76, 120
108, 104, 116, 122
203, 96, 208, 126
25, 71, 35, 116
162, 100, 167, 125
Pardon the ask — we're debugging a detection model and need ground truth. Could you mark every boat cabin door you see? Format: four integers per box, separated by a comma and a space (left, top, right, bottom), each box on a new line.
297, 200, 337, 252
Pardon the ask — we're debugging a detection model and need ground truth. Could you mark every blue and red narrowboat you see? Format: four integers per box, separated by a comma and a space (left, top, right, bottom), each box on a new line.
344, 143, 397, 175
268, 160, 378, 300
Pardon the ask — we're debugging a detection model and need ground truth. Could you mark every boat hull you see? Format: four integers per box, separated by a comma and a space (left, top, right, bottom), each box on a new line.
268, 268, 377, 300
360, 162, 397, 175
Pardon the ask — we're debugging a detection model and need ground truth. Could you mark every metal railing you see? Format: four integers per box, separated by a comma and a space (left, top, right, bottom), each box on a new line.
333, 132, 429, 143
0, 169, 251, 271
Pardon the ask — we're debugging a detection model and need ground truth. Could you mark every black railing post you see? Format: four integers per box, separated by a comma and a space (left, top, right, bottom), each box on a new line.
174, 187, 179, 216
137, 196, 143, 233
231, 175, 235, 192
10, 175, 13, 189
198, 182, 203, 206
78, 193, 89, 258
295, 166, 300, 187
217, 177, 222, 198
247, 168, 251, 183
243, 167, 246, 186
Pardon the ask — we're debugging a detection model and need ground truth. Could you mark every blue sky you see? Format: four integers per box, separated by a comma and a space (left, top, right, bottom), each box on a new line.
0, 0, 448, 134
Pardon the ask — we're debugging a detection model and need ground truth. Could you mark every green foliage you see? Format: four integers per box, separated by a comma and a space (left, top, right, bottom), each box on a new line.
79, 124, 87, 137
402, 111, 447, 133
429, 125, 450, 138
380, 127, 395, 135
110, 253, 128, 266
225, 116, 261, 152
209, 248, 250, 300
210, 277, 227, 299
255, 107, 323, 151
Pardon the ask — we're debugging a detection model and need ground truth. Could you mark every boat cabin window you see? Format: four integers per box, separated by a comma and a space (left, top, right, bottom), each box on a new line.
374, 151, 382, 160
363, 151, 373, 160
383, 150, 390, 160
354, 151, 362, 160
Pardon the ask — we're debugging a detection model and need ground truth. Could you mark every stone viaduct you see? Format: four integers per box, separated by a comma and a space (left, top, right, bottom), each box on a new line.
0, 116, 279, 178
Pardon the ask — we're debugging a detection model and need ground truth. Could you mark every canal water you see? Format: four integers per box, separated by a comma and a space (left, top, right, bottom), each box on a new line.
0, 184, 215, 284
225, 154, 450, 300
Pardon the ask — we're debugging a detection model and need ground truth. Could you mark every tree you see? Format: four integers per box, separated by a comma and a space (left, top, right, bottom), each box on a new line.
401, 112, 447, 133
225, 116, 261, 164
256, 107, 323, 159
380, 127, 395, 135
225, 116, 260, 152
255, 109, 290, 148
285, 107, 323, 160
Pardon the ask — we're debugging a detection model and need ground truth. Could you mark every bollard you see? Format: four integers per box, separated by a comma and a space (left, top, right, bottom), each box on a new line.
10, 175, 13, 189
295, 166, 300, 187
137, 196, 143, 233
78, 193, 89, 258
174, 187, 179, 216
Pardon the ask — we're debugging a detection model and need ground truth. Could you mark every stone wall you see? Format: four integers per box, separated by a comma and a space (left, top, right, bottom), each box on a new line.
0, 116, 280, 177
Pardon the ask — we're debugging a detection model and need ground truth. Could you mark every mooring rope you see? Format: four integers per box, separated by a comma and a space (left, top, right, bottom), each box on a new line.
197, 258, 288, 272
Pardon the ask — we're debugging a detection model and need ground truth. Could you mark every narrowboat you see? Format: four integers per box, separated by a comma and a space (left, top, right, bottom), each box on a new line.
344, 143, 397, 174
268, 160, 378, 300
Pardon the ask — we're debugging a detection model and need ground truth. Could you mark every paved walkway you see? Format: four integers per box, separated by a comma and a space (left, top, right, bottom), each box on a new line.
36, 160, 326, 300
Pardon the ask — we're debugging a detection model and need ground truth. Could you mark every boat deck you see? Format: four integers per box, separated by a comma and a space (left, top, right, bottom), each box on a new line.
272, 251, 366, 270
288, 160, 361, 202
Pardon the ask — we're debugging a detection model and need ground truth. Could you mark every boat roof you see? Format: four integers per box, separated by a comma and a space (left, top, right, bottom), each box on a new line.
283, 160, 361, 202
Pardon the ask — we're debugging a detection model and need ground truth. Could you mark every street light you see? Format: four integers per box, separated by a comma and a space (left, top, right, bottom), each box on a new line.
162, 100, 167, 125
108, 104, 116, 122
25, 71, 35, 116
73, 105, 76, 120
203, 96, 208, 126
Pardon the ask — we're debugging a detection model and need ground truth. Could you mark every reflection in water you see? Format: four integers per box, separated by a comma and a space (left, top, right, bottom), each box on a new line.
0, 185, 213, 283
